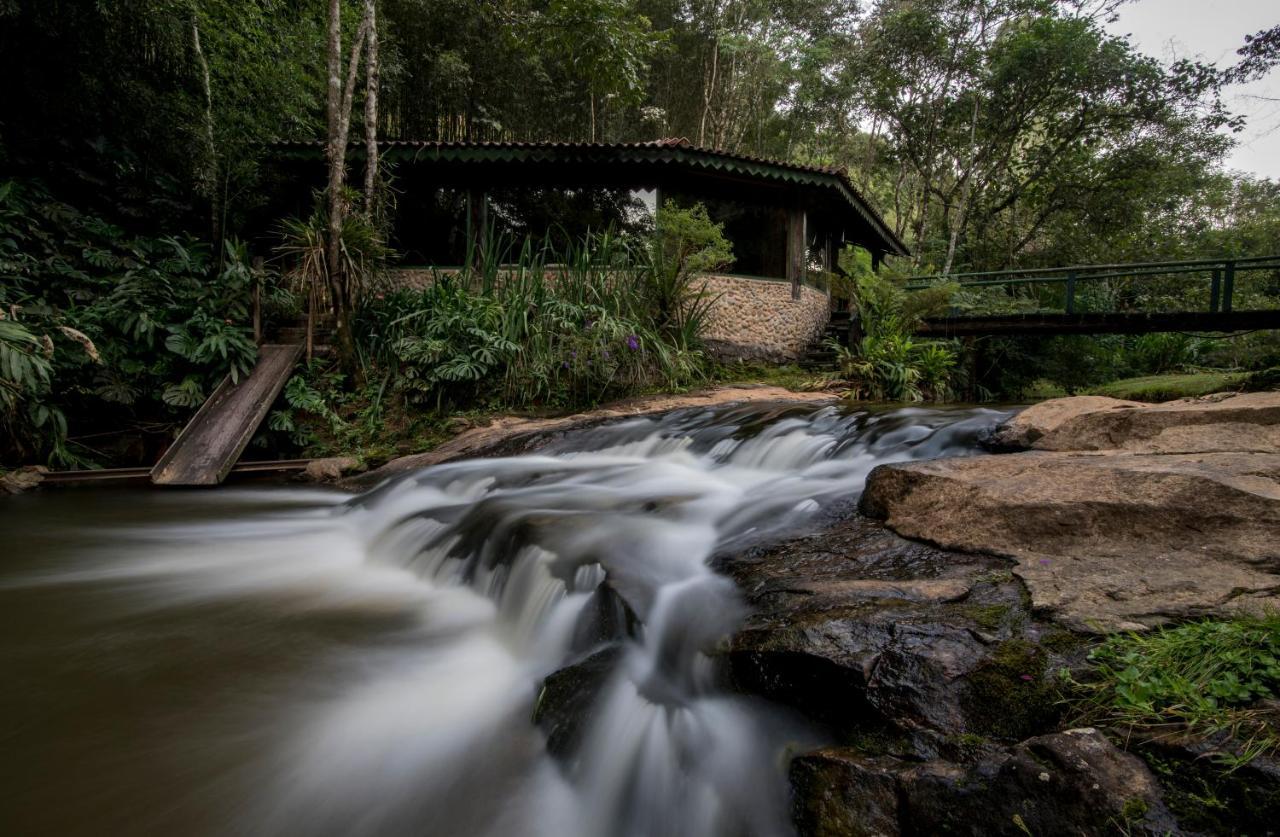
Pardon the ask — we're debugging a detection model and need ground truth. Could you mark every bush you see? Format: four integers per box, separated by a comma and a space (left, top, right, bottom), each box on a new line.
354, 223, 720, 413
1072, 615, 1280, 767
831, 247, 959, 401
0, 179, 260, 465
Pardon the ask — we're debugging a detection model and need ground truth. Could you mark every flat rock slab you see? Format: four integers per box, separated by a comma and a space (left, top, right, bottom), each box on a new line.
988, 391, 1280, 453
862, 450, 1280, 632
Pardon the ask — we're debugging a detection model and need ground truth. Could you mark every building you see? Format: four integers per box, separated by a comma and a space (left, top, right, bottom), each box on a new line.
265, 137, 907, 361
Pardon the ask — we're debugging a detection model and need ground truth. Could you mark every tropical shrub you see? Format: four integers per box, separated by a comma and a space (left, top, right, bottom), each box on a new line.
353, 224, 718, 414
0, 178, 259, 465
831, 248, 959, 402
647, 201, 733, 349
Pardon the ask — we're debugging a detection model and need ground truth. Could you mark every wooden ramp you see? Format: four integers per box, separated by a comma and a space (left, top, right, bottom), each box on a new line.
151, 344, 303, 486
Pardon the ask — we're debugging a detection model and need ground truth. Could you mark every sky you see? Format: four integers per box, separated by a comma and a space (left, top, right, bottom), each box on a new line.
1105, 0, 1279, 180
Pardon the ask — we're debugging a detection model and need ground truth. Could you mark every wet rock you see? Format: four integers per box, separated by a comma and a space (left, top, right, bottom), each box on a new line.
900, 728, 1180, 836
723, 515, 1054, 751
790, 748, 901, 837
986, 392, 1280, 454
861, 450, 1280, 632
1, 466, 46, 494
983, 396, 1144, 450
532, 646, 621, 759
302, 455, 363, 482
1128, 729, 1280, 834
792, 729, 1180, 837
568, 580, 640, 652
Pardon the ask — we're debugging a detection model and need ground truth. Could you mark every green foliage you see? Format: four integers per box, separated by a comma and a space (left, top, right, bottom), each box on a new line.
356, 228, 713, 413
276, 192, 391, 305
1089, 372, 1248, 403
1073, 616, 1280, 767
832, 249, 958, 401
0, 179, 259, 465
647, 202, 733, 350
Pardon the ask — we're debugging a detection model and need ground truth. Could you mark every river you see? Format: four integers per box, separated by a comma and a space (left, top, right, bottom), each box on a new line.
1, 402, 1005, 836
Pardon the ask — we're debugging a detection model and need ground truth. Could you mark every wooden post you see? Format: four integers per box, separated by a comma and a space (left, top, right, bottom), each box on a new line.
1065, 271, 1077, 315
821, 234, 835, 304
1210, 268, 1221, 313
871, 251, 883, 273
251, 260, 263, 345
1222, 261, 1235, 313
786, 203, 806, 300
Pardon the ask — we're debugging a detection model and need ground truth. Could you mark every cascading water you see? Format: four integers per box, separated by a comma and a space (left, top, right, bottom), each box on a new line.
0, 402, 1007, 837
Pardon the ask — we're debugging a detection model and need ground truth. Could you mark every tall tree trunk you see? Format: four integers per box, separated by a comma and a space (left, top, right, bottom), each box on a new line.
362, 0, 380, 218
325, 0, 370, 378
191, 8, 218, 251
325, 0, 344, 295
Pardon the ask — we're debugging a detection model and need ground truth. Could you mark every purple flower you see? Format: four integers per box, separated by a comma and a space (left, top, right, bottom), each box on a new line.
602, 349, 610, 357
571, 351, 578, 359
626, 334, 640, 351
561, 361, 569, 369
1020, 674, 1034, 682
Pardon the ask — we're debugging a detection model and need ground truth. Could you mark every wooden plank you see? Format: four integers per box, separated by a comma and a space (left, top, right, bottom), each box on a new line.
150, 344, 303, 486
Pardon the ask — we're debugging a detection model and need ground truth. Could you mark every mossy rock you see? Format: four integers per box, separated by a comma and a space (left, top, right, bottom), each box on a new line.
960, 639, 1063, 742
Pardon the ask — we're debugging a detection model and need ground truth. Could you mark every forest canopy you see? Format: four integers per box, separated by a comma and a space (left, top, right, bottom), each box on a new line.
1, 0, 1276, 273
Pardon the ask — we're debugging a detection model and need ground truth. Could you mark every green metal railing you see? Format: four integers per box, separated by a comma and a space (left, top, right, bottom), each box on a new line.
904, 255, 1280, 316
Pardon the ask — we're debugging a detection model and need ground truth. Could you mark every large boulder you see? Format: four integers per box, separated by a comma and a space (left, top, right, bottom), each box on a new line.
723, 516, 1065, 752
984, 395, 1145, 450
986, 391, 1280, 454
899, 728, 1180, 836
791, 729, 1180, 837
861, 450, 1280, 632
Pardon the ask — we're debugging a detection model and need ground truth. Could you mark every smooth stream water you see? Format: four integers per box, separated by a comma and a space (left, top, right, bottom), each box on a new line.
1, 402, 1005, 837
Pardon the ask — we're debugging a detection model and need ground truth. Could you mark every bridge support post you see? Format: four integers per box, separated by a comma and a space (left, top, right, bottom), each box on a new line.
1222, 261, 1235, 313
1064, 271, 1077, 315
1210, 269, 1221, 313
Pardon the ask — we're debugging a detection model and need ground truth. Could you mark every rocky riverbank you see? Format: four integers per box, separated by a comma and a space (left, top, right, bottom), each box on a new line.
761, 391, 1280, 835
531, 391, 1280, 835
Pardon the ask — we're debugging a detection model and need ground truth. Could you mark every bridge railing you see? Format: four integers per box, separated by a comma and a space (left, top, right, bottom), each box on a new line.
904, 255, 1280, 317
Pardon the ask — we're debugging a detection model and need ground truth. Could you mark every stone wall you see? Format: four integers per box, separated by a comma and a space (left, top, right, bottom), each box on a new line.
698, 275, 830, 363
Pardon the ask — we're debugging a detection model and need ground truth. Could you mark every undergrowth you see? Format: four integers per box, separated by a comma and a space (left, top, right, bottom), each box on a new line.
1071, 615, 1280, 767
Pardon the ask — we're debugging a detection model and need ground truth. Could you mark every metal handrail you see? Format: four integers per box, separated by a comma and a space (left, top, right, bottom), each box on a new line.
901, 254, 1280, 316
905, 254, 1280, 286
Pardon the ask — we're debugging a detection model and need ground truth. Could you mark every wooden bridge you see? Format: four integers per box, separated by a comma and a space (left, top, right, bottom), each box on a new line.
813, 255, 1280, 358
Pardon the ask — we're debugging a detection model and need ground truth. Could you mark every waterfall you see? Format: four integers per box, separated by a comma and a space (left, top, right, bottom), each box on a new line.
1, 402, 1006, 837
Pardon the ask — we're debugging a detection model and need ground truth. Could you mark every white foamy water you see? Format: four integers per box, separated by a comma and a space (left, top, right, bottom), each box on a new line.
0, 403, 1006, 836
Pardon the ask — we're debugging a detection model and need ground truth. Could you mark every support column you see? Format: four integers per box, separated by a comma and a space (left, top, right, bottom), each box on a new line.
871, 250, 884, 273
786, 203, 806, 300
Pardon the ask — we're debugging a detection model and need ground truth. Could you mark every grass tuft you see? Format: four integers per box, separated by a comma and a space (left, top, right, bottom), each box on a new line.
1071, 615, 1280, 766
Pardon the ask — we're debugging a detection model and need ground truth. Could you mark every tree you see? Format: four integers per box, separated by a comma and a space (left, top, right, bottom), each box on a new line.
324, 0, 375, 373
542, 0, 661, 141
